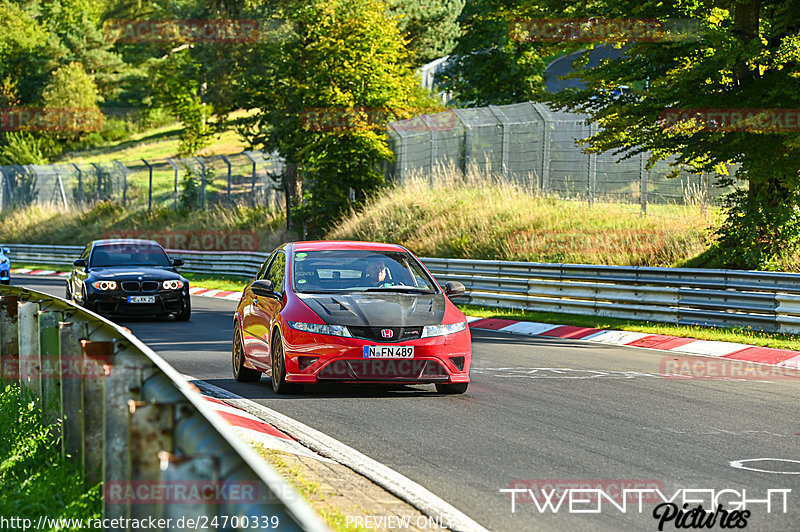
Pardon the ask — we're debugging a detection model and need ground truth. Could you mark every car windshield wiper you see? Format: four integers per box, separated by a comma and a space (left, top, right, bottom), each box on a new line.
362, 286, 436, 294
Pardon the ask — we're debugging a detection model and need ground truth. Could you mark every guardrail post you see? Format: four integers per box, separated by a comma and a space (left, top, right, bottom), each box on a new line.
0, 295, 19, 381
38, 309, 63, 423
159, 453, 219, 529
128, 400, 175, 521
104, 340, 156, 525
81, 338, 111, 485
59, 320, 85, 463
18, 301, 40, 397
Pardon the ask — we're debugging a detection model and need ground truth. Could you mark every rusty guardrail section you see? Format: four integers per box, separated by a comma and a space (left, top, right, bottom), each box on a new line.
0, 284, 329, 532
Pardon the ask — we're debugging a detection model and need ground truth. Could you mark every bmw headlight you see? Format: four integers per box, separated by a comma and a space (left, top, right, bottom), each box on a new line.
162, 280, 184, 290
288, 321, 352, 337
91, 280, 117, 291
421, 321, 467, 338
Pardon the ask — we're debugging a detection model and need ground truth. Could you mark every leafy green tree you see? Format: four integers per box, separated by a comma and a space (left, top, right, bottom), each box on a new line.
438, 0, 560, 105
236, 0, 439, 234
539, 1, 800, 270
389, 0, 465, 65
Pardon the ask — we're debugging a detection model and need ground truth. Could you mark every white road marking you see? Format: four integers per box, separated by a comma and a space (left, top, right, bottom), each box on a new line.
729, 458, 800, 475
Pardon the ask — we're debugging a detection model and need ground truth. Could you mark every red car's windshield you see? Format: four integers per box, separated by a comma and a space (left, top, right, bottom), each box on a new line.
292, 250, 437, 294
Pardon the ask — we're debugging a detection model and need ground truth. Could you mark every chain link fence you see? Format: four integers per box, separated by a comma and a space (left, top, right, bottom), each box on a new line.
0, 151, 285, 212
387, 102, 738, 211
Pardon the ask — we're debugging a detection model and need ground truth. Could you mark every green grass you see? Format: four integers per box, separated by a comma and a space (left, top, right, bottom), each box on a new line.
329, 169, 716, 267
0, 381, 102, 526
461, 304, 800, 352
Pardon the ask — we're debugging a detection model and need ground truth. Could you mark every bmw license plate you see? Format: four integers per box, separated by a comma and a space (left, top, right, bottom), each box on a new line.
127, 295, 155, 304
363, 345, 414, 359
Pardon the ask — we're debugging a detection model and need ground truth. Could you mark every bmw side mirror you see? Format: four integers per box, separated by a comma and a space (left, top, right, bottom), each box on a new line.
444, 281, 466, 297
73, 258, 87, 268
172, 258, 185, 267
251, 279, 276, 297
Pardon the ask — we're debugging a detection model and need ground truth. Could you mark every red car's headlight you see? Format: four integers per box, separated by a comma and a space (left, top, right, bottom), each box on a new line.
288, 321, 353, 338
421, 321, 467, 338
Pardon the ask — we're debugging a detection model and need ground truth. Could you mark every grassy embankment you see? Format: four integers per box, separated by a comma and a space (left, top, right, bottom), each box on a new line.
0, 381, 102, 525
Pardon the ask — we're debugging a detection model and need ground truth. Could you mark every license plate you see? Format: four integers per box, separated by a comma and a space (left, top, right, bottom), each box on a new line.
363, 345, 414, 359
127, 295, 155, 304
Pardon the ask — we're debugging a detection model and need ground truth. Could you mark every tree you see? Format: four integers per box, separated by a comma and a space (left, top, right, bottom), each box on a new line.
389, 0, 465, 65
437, 0, 561, 105
539, 1, 800, 270
236, 0, 440, 235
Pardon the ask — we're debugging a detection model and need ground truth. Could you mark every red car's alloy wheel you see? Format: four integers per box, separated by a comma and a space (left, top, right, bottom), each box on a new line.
271, 330, 300, 394
232, 327, 260, 382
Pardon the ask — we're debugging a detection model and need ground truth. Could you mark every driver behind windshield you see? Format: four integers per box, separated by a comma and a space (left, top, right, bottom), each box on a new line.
364, 257, 390, 286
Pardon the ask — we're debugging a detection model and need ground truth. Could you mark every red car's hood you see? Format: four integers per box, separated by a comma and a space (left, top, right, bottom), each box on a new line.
296, 292, 446, 327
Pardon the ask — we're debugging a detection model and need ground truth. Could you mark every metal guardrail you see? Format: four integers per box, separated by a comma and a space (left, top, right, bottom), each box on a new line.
7, 244, 800, 333
0, 284, 329, 532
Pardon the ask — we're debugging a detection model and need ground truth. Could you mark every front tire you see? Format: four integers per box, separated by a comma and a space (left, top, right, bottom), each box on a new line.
436, 382, 468, 394
271, 330, 300, 394
232, 327, 261, 382
175, 297, 191, 321
65, 281, 72, 300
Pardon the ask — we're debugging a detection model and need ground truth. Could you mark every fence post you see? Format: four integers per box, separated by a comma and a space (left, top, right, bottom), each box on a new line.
167, 158, 179, 211
113, 160, 128, 206
193, 156, 206, 210
701, 171, 708, 213
91, 163, 102, 201
72, 163, 83, 206
542, 122, 552, 193
220, 154, 232, 203
420, 115, 437, 187
142, 159, 154, 211
0, 295, 19, 381
640, 152, 648, 215
128, 400, 175, 520
489, 106, 510, 180
18, 301, 40, 397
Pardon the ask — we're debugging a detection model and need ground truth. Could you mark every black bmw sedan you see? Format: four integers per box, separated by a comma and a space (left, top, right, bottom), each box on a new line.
67, 239, 191, 320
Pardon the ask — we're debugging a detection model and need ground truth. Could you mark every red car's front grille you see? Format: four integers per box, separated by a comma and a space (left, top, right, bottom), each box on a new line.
346, 326, 423, 343
317, 359, 449, 381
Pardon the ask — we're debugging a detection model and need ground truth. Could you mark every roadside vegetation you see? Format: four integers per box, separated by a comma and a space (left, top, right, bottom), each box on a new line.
330, 169, 716, 267
2, 201, 286, 251
0, 381, 102, 524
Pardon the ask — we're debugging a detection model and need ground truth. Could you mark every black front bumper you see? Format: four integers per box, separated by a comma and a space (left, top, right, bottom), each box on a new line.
87, 291, 187, 316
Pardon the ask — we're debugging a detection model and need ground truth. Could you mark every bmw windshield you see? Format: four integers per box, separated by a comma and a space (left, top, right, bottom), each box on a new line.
90, 243, 171, 268
293, 250, 438, 294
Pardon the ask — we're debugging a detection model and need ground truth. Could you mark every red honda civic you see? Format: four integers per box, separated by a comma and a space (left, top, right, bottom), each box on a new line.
232, 241, 471, 394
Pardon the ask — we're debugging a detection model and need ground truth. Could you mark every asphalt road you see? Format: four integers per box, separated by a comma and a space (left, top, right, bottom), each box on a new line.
15, 275, 800, 531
